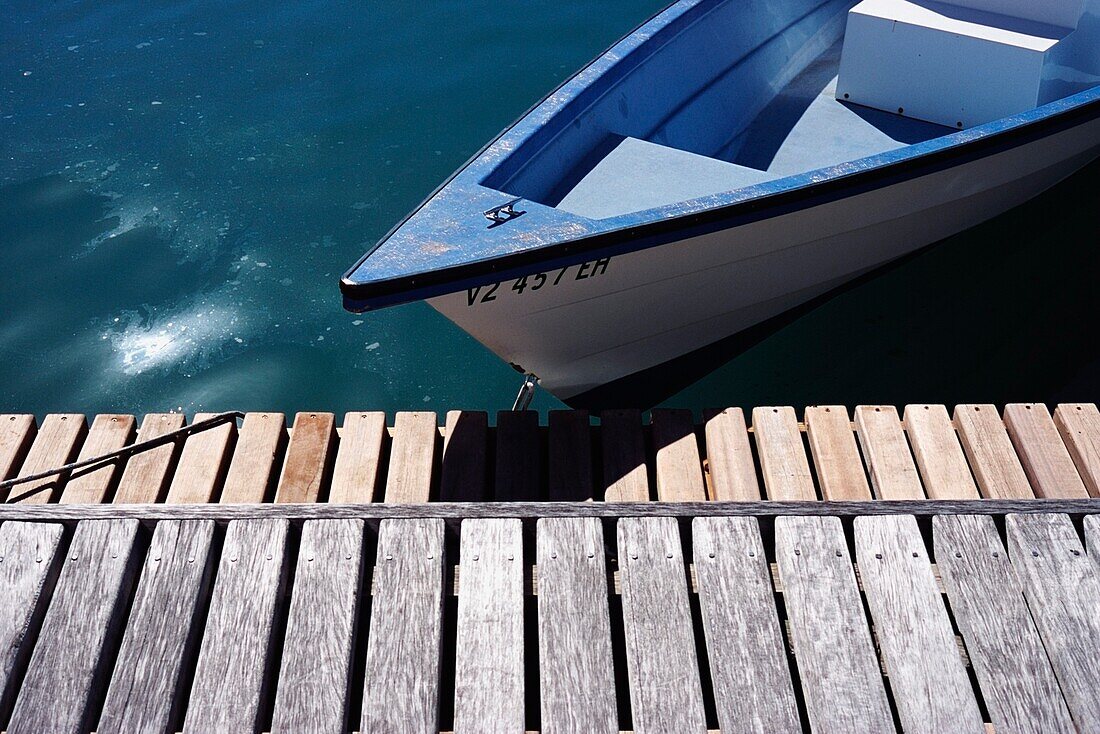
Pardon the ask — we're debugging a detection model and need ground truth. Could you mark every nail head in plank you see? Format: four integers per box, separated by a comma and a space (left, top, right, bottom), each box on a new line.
383, 411, 438, 503
275, 411, 336, 503
8, 519, 141, 734
440, 410, 488, 501
59, 414, 136, 504
220, 412, 287, 504
548, 410, 594, 501
1006, 513, 1100, 728
933, 514, 1075, 734
10, 414, 87, 504
903, 404, 979, 500
97, 520, 216, 734
273, 519, 364, 733
703, 408, 760, 501
651, 409, 706, 502
618, 517, 707, 733
774, 515, 894, 733
453, 518, 524, 734
0, 415, 36, 483
329, 411, 386, 503
854, 515, 984, 733
113, 413, 186, 503
1004, 404, 1089, 499
537, 518, 617, 734
164, 412, 236, 504
362, 519, 445, 734
752, 406, 816, 501
805, 405, 872, 501
855, 405, 924, 500
494, 410, 541, 501
185, 519, 290, 731
600, 409, 650, 502
1054, 404, 1100, 498
693, 516, 800, 733
954, 405, 1034, 499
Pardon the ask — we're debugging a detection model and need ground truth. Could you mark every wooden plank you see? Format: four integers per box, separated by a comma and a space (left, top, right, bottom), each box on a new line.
934, 514, 1075, 734
548, 410, 593, 501
617, 517, 707, 733
383, 411, 437, 503
440, 410, 488, 501
855, 404, 924, 499
220, 412, 286, 503
1004, 403, 1089, 499
8, 519, 140, 734
8, 414, 87, 504
537, 518, 617, 734
954, 404, 1034, 499
362, 519, 446, 734
0, 522, 64, 722
1054, 403, 1100, 497
329, 411, 386, 503
702, 408, 760, 501
274, 411, 336, 503
97, 520, 216, 733
600, 409, 650, 502
59, 414, 136, 504
774, 515, 893, 733
692, 516, 800, 733
494, 410, 541, 501
805, 405, 872, 501
903, 404, 979, 500
453, 519, 524, 733
272, 519, 364, 733
1006, 513, 1100, 728
113, 413, 186, 503
164, 412, 236, 504
651, 408, 706, 501
184, 519, 289, 730
0, 415, 36, 481
752, 406, 816, 500
1084, 513, 1100, 559
854, 515, 983, 732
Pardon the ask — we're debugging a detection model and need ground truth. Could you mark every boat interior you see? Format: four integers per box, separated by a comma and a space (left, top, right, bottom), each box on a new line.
480, 0, 1100, 220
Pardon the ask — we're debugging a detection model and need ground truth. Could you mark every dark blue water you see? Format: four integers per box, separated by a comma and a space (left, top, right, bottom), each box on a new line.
3, 0, 1099, 418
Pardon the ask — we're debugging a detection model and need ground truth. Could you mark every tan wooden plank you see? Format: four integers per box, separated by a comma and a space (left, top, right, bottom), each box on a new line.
903, 404, 979, 500
111, 414, 185, 503
440, 410, 488, 501
854, 405, 924, 500
0, 415, 36, 482
548, 410, 593, 501
702, 408, 760, 501
1054, 403, 1100, 497
220, 412, 286, 504
8, 414, 87, 504
495, 410, 541, 501
273, 412, 336, 503
651, 409, 706, 502
383, 411, 437, 503
59, 414, 136, 505
953, 405, 1034, 499
752, 406, 816, 501
164, 413, 237, 504
805, 406, 871, 501
600, 409, 650, 502
328, 412, 386, 503
1004, 403, 1088, 499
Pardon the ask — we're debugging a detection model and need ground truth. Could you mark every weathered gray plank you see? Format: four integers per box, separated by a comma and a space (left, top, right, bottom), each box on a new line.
495, 410, 541, 501
453, 518, 524, 733
272, 519, 364, 733
1084, 513, 1100, 558
617, 517, 706, 733
854, 515, 983, 733
362, 519, 446, 734
8, 519, 141, 734
184, 519, 289, 731
548, 410, 593, 501
440, 410, 488, 501
0, 522, 64, 721
933, 514, 1075, 734
98, 520, 216, 733
537, 518, 616, 734
774, 515, 893, 733
1006, 513, 1100, 729
600, 409, 650, 502
692, 516, 800, 733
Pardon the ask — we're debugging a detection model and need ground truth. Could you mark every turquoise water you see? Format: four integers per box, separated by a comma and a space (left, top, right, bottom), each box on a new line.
3, 0, 1098, 418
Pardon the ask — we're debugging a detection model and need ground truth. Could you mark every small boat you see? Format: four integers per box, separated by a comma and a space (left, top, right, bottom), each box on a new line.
342, 0, 1100, 405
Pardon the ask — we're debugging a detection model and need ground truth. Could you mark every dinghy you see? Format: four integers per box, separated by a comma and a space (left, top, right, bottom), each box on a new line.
342, 0, 1100, 404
